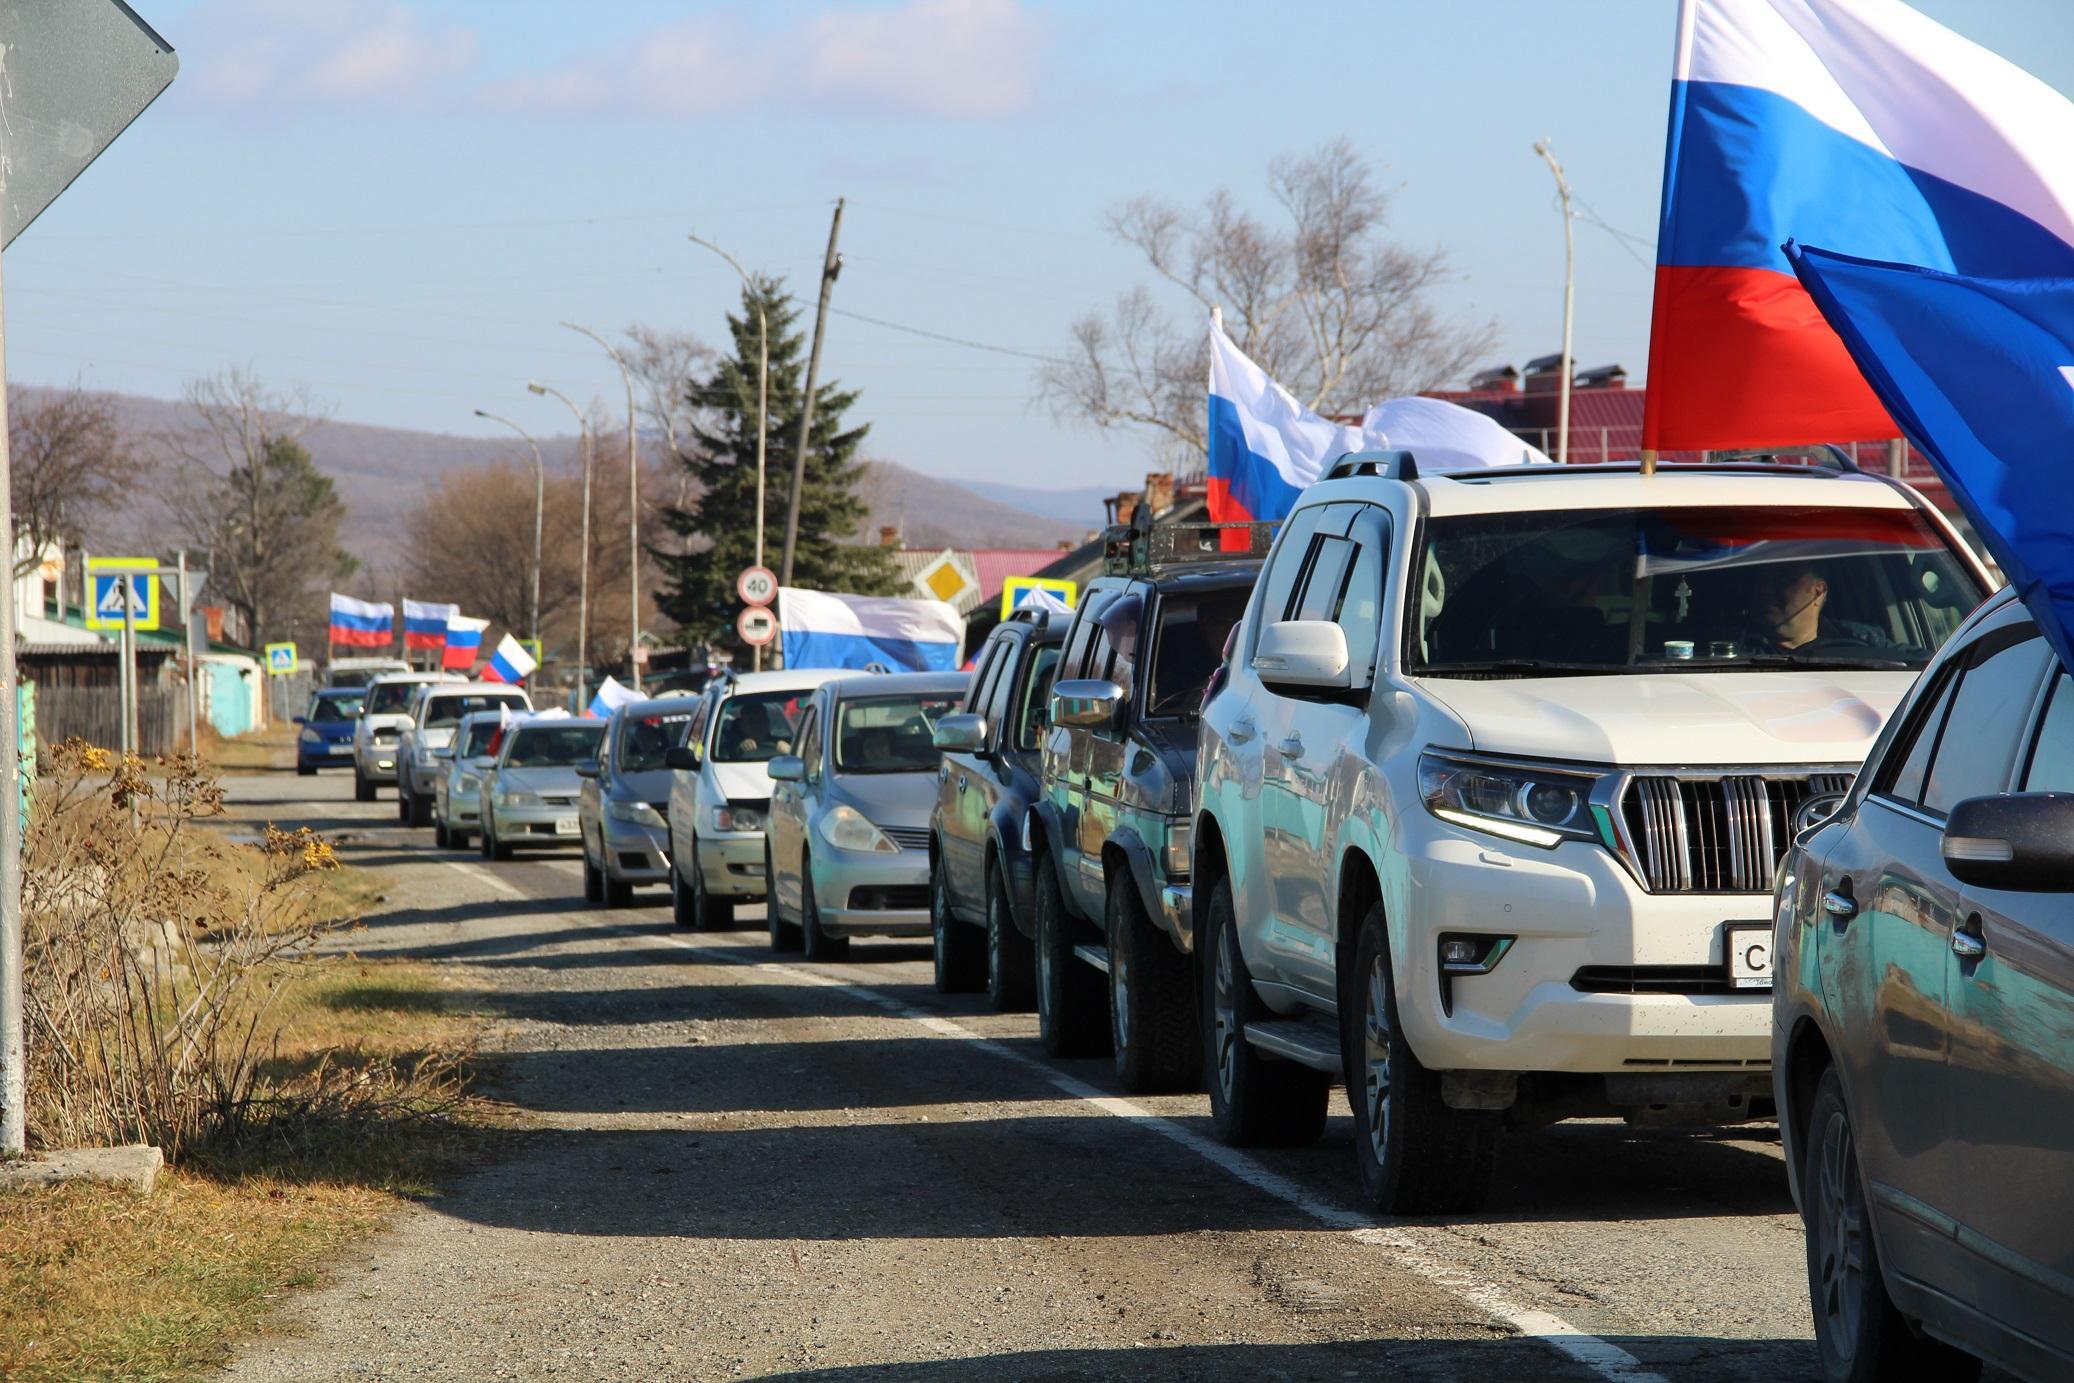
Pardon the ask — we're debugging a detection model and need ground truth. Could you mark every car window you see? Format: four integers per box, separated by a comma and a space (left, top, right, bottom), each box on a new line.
1061, 590, 1115, 680
1254, 504, 1335, 640
966, 641, 1006, 717
425, 692, 528, 728
983, 641, 1019, 730
1148, 588, 1251, 719
834, 693, 960, 775
1336, 526, 1387, 677
1293, 534, 1357, 624
309, 691, 364, 720
1921, 636, 2052, 814
1878, 665, 1957, 806
2022, 673, 2074, 791
712, 690, 805, 763
504, 723, 605, 768
796, 705, 822, 783
615, 708, 696, 773
455, 718, 500, 759
1016, 646, 1062, 752
365, 681, 423, 716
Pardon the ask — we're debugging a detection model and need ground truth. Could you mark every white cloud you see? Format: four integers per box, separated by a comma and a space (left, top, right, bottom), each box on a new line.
180, 0, 478, 112
483, 0, 1043, 121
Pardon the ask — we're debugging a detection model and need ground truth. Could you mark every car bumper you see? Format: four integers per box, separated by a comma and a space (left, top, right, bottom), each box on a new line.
487, 803, 581, 846
356, 746, 400, 781
1389, 821, 1773, 1075
299, 741, 355, 768
813, 846, 931, 937
696, 831, 768, 898
601, 817, 671, 883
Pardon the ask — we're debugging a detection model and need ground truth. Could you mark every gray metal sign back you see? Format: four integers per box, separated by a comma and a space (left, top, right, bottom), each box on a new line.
0, 0, 176, 248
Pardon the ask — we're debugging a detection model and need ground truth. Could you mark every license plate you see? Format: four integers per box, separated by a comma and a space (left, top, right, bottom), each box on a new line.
329, 743, 352, 754
1726, 923, 1773, 990
553, 818, 577, 836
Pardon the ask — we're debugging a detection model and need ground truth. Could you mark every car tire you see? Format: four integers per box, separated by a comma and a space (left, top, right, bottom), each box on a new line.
297, 763, 316, 777
1202, 877, 1329, 1147
354, 769, 374, 803
766, 842, 802, 952
1034, 854, 1110, 1059
434, 819, 450, 850
692, 847, 733, 931
450, 828, 470, 852
1347, 901, 1498, 1215
1107, 869, 1200, 1094
484, 818, 513, 862
582, 850, 603, 903
671, 858, 697, 929
931, 849, 984, 993
407, 786, 431, 828
1803, 1067, 1982, 1383
985, 864, 1036, 1013
801, 860, 849, 961
603, 869, 633, 909
397, 781, 412, 822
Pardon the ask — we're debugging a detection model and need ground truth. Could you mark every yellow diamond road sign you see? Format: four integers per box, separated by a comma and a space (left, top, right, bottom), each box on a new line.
913, 550, 975, 606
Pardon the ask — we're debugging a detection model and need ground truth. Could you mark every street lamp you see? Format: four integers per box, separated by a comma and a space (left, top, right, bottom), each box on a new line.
561, 322, 642, 692
474, 409, 545, 657
687, 233, 769, 671
529, 380, 592, 709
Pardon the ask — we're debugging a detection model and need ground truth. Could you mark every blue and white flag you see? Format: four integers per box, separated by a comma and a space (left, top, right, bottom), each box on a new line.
1789, 242, 2074, 672
777, 587, 962, 673
586, 675, 640, 720
482, 632, 537, 684
402, 598, 458, 651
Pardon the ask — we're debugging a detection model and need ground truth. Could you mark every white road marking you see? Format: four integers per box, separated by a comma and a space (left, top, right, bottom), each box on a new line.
442, 857, 1664, 1382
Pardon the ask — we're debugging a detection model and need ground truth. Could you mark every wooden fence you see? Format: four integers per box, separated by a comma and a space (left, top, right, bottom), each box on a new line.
33, 685, 181, 756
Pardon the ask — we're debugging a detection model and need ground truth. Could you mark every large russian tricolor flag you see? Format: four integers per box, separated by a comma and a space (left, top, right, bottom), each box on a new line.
776, 588, 961, 673
1646, 0, 2074, 451
403, 599, 457, 651
480, 633, 537, 684
328, 593, 393, 649
442, 614, 489, 671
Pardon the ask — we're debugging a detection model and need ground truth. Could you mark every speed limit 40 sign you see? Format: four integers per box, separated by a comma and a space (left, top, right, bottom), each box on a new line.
737, 565, 778, 607
737, 605, 778, 647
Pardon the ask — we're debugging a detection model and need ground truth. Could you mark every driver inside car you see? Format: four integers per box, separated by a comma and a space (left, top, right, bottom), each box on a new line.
1738, 561, 1898, 655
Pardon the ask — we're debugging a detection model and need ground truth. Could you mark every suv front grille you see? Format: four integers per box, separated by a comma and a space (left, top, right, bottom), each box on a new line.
1619, 771, 1852, 893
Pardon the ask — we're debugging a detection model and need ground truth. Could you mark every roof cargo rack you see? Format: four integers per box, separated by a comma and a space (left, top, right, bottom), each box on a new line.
1101, 518, 1277, 576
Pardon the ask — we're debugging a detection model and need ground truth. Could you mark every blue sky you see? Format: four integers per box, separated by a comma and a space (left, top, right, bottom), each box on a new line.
11, 0, 2074, 492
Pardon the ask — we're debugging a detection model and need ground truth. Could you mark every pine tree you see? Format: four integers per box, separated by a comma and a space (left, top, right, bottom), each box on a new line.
654, 277, 897, 648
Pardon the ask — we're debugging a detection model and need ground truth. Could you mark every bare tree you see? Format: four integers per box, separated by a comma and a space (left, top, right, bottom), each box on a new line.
8, 384, 136, 577
624, 325, 715, 550
1040, 138, 1498, 473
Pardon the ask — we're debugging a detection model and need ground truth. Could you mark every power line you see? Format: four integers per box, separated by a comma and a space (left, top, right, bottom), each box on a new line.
812, 300, 1068, 365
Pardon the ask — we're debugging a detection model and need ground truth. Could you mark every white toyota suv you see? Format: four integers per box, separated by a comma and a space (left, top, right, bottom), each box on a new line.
1193, 452, 1990, 1214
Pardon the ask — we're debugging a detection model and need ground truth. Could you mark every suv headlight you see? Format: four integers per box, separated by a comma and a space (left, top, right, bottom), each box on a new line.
1418, 751, 1605, 850
712, 803, 765, 833
608, 799, 664, 827
819, 804, 896, 854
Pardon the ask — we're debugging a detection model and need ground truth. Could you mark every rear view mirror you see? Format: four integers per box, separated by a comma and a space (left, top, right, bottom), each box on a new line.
575, 762, 599, 779
933, 713, 987, 753
292, 715, 307, 725
1793, 791, 1846, 837
665, 745, 700, 772
1942, 794, 2074, 892
1252, 620, 1351, 690
767, 754, 805, 783
1052, 679, 1124, 729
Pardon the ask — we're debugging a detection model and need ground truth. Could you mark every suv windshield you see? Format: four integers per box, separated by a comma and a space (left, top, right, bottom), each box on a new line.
504, 723, 603, 768
365, 681, 425, 716
835, 693, 959, 774
1413, 504, 1984, 675
712, 690, 806, 763
309, 690, 364, 720
425, 692, 527, 728
1148, 589, 1251, 717
616, 707, 696, 772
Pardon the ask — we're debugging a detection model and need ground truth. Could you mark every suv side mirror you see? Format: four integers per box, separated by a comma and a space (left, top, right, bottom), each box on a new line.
665, 745, 700, 772
1794, 791, 1846, 836
1052, 679, 1124, 729
1942, 793, 2074, 892
933, 713, 987, 754
1252, 620, 1351, 690
767, 754, 805, 783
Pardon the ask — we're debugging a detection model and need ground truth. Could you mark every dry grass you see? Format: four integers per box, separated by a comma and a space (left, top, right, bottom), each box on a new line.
0, 960, 496, 1383
189, 721, 296, 774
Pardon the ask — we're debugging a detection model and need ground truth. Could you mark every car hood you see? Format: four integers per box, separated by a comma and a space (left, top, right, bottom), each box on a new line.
415, 726, 456, 750
1419, 671, 1914, 767
708, 760, 775, 803
611, 768, 673, 804
497, 765, 583, 796
359, 713, 412, 736
310, 719, 356, 737
829, 770, 938, 829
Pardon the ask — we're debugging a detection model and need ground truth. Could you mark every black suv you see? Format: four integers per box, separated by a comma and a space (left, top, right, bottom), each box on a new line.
1775, 586, 2074, 1383
1028, 521, 1267, 1091
927, 607, 1068, 1009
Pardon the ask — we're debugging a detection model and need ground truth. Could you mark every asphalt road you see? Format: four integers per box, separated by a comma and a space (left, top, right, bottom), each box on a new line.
216, 762, 1827, 1382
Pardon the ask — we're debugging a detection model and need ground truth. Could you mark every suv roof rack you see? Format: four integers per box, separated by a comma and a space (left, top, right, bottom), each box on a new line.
1324, 449, 1419, 482
1101, 518, 1277, 576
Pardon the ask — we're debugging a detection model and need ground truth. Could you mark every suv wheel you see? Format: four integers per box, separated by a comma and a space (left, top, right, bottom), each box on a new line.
767, 843, 802, 952
800, 859, 849, 961
1034, 855, 1109, 1059
931, 849, 984, 993
985, 864, 1036, 1013
396, 778, 412, 822
1107, 870, 1199, 1093
1804, 1067, 1981, 1383
1347, 902, 1498, 1215
355, 769, 374, 803
1202, 878, 1328, 1146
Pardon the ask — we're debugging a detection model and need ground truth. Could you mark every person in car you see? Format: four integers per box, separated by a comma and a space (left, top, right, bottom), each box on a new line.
1741, 562, 1898, 655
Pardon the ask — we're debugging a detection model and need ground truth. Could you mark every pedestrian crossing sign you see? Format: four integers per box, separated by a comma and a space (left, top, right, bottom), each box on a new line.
265, 642, 298, 675
84, 558, 160, 631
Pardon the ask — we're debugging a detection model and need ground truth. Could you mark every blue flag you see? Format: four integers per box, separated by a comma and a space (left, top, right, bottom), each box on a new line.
1787, 242, 2074, 675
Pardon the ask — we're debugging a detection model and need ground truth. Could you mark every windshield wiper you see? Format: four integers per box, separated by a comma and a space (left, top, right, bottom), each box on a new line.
1672, 653, 1918, 672
1419, 660, 1623, 677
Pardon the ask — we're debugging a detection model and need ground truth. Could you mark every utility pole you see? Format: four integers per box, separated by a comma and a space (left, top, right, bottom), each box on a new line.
780, 199, 845, 588
1534, 139, 1576, 466
475, 410, 545, 654
531, 383, 593, 707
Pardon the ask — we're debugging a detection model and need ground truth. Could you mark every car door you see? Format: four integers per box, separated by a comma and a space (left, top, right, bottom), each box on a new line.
1077, 591, 1141, 916
1821, 623, 2048, 1295
1944, 658, 2074, 1353
770, 700, 820, 919
1047, 591, 1112, 906
944, 637, 1008, 905
581, 716, 610, 857
960, 636, 1022, 916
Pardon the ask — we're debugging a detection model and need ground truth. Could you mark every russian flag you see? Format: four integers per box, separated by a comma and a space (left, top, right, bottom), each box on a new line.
403, 599, 457, 651
442, 614, 488, 671
481, 633, 537, 684
328, 593, 392, 649
586, 675, 640, 720
777, 588, 961, 673
1646, 0, 2074, 452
